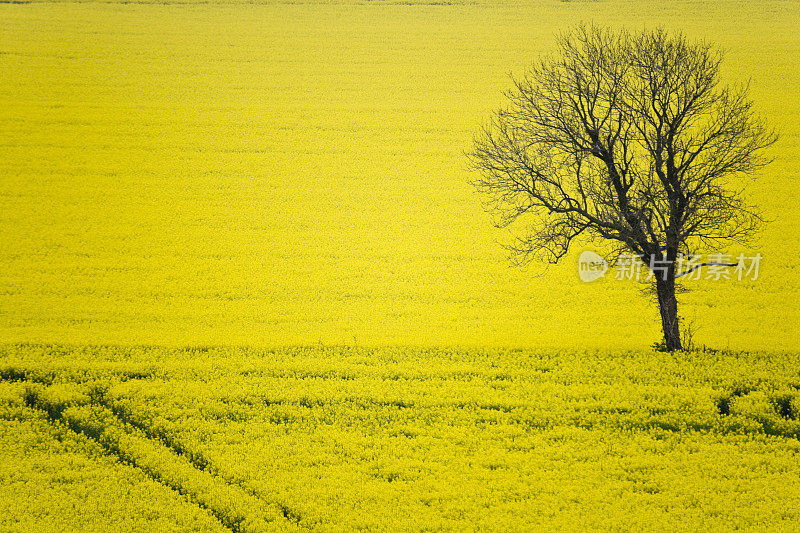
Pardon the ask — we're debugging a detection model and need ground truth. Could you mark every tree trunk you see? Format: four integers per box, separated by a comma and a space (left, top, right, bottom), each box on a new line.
655, 275, 682, 351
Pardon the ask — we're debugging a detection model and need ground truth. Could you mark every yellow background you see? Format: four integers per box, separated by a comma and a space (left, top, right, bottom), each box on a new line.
1, 0, 798, 349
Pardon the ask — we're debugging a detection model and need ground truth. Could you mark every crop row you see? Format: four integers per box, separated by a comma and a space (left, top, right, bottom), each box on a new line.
4, 378, 297, 533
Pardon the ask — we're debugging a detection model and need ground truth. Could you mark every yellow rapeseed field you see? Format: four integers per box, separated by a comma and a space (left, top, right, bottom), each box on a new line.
2, 0, 800, 530
3, 344, 800, 531
1, 0, 798, 350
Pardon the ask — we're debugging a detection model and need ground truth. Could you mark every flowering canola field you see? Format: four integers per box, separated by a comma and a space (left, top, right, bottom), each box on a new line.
3, 344, 800, 531
1, 0, 799, 350
2, 0, 800, 530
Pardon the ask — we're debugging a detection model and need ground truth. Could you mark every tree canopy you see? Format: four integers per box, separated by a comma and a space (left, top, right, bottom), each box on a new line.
470, 25, 776, 350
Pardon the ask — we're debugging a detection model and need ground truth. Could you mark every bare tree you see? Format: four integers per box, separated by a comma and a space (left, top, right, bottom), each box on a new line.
469, 25, 776, 351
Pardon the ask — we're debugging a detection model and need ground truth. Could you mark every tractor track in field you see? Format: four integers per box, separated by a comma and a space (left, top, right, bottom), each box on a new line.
0, 371, 304, 533
99, 397, 304, 526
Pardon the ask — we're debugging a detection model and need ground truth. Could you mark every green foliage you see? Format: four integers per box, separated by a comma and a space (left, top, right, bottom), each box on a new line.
86, 382, 110, 405
21, 385, 39, 409
770, 394, 798, 421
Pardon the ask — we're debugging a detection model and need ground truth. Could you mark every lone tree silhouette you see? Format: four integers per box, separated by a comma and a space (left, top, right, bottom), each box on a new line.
470, 25, 776, 351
